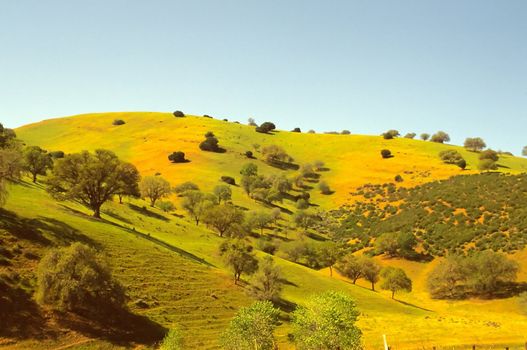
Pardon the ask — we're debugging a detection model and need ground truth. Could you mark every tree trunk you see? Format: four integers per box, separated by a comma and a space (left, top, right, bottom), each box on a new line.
353, 277, 358, 284
392, 290, 395, 299
150, 199, 156, 207
93, 206, 101, 219
329, 265, 333, 277
371, 282, 375, 291
32, 173, 37, 183
118, 194, 123, 204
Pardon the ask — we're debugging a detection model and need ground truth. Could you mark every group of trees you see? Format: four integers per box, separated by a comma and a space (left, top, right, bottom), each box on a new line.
427, 250, 518, 299
0, 124, 22, 205
382, 129, 450, 143
439, 150, 466, 169
221, 291, 362, 350
337, 253, 412, 298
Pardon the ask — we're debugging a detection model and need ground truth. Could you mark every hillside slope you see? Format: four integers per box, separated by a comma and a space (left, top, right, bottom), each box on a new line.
16, 112, 527, 210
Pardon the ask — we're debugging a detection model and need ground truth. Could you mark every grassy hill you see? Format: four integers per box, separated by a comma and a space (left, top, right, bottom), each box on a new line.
3, 112, 527, 349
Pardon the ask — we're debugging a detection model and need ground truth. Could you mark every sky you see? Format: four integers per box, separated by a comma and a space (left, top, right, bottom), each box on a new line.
0, 0, 526, 154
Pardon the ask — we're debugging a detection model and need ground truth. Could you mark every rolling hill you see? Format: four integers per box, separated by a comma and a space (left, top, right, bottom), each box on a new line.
2, 112, 527, 349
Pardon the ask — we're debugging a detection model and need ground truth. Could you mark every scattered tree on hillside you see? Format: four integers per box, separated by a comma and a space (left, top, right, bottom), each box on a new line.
404, 133, 416, 139
439, 150, 466, 169
270, 174, 292, 194
22, 145, 53, 183
158, 200, 176, 213
140, 175, 172, 207
478, 158, 497, 171
220, 176, 236, 185
116, 162, 141, 204
337, 254, 363, 284
0, 129, 22, 206
213, 184, 232, 204
220, 301, 279, 350
47, 149, 138, 218
420, 133, 430, 141
199, 131, 223, 152
36, 243, 125, 315
174, 181, 199, 195
249, 256, 283, 301
261, 145, 293, 165
168, 151, 187, 163
318, 180, 332, 194
523, 146, 527, 157
292, 127, 301, 133
464, 137, 487, 152
380, 267, 412, 299
50, 150, 65, 159
427, 255, 467, 298
341, 130, 351, 135
430, 131, 450, 143
383, 130, 400, 139
112, 119, 125, 125
173, 111, 185, 118
293, 210, 319, 233
247, 117, 257, 126
291, 291, 362, 350
255, 122, 276, 134
181, 190, 214, 225
203, 204, 244, 237
479, 149, 499, 162
219, 239, 258, 284
0, 123, 17, 149
361, 257, 381, 291
381, 149, 392, 159
240, 163, 258, 177
375, 232, 417, 258
245, 210, 273, 235
316, 242, 343, 277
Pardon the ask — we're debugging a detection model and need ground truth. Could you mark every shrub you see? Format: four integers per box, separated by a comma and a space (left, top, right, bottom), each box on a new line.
479, 149, 499, 162
430, 131, 450, 143
36, 243, 125, 314
255, 122, 276, 134
203, 114, 212, 118
49, 151, 65, 159
199, 131, 223, 152
318, 181, 332, 194
158, 200, 176, 212
381, 149, 392, 159
168, 151, 186, 163
174, 181, 199, 194
296, 198, 309, 209
173, 111, 185, 118
112, 119, 125, 126
221, 176, 236, 185
245, 150, 253, 158
394, 175, 404, 182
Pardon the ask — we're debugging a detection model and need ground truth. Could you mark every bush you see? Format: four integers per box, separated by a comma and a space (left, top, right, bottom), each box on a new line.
112, 119, 125, 126
479, 149, 499, 162
174, 181, 199, 194
296, 198, 309, 209
381, 149, 392, 159
255, 122, 276, 134
36, 243, 125, 314
173, 111, 185, 118
168, 151, 186, 163
318, 181, 332, 194
221, 176, 236, 185
158, 200, 176, 212
199, 131, 223, 152
49, 151, 65, 159
394, 175, 404, 182
245, 150, 253, 158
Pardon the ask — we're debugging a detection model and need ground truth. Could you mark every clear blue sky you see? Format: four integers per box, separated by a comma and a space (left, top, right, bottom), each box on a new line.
1, 0, 526, 153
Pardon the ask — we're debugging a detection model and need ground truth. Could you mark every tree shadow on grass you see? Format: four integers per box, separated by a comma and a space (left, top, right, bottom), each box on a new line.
54, 308, 166, 347
102, 209, 133, 224
128, 204, 169, 222
393, 299, 434, 312
268, 161, 300, 171
0, 279, 51, 340
0, 208, 97, 248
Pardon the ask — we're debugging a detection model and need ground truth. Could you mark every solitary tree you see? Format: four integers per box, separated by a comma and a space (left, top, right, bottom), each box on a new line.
219, 239, 259, 283
240, 163, 258, 177
464, 137, 486, 152
430, 131, 450, 143
213, 184, 232, 204
174, 181, 199, 194
316, 242, 342, 277
48, 150, 137, 218
249, 256, 283, 301
23, 146, 53, 183
168, 151, 187, 163
261, 145, 293, 165
220, 301, 279, 350
420, 133, 430, 141
404, 132, 416, 139
381, 267, 412, 299
140, 176, 172, 207
479, 149, 499, 162
203, 204, 244, 237
199, 131, 223, 152
291, 291, 362, 350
